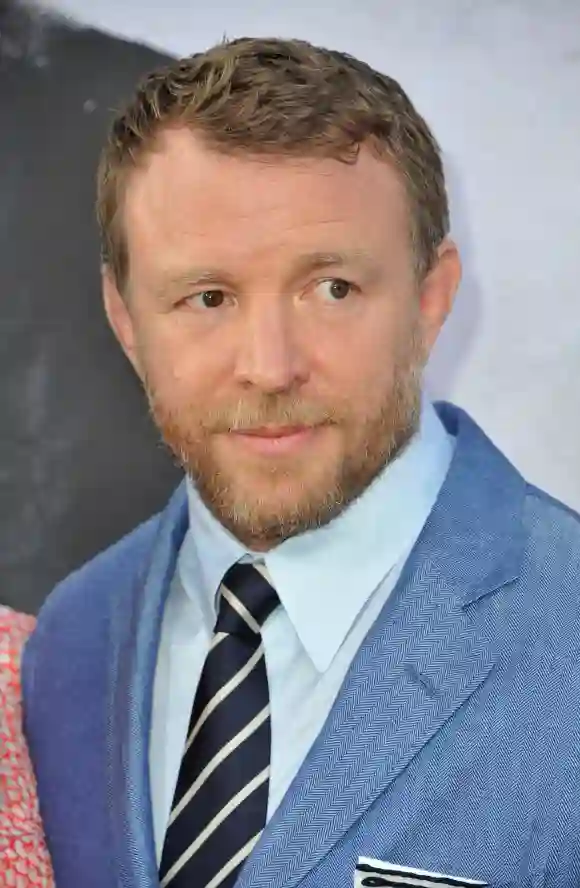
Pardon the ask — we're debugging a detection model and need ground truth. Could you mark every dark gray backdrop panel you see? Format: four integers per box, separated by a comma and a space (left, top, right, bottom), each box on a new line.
1, 3, 181, 613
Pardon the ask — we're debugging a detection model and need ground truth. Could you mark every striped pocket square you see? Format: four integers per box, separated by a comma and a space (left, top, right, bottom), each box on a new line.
355, 857, 488, 888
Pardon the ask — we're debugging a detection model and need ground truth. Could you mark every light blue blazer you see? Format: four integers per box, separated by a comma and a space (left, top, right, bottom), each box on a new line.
22, 403, 580, 888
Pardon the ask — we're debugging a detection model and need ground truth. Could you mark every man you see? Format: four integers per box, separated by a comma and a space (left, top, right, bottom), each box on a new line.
22, 35, 580, 888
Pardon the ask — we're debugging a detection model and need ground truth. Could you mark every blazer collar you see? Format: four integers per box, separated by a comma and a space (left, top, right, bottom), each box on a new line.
108, 484, 189, 888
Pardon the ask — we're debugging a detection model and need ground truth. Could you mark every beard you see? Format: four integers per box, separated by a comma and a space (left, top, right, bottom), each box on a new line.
144, 329, 425, 550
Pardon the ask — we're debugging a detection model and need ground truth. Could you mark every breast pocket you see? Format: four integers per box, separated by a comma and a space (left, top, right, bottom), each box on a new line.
355, 859, 544, 888
490, 876, 544, 888
355, 858, 488, 887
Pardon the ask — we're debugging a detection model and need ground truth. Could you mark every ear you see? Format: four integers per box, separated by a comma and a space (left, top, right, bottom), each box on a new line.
102, 266, 143, 379
417, 238, 462, 355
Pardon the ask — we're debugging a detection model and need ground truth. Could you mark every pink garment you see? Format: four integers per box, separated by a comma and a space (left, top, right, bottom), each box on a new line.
0, 607, 54, 886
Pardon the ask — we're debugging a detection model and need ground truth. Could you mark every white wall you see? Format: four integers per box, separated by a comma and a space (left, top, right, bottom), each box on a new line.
43, 0, 580, 508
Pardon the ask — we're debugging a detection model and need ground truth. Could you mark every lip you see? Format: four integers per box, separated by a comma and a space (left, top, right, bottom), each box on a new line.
227, 426, 319, 455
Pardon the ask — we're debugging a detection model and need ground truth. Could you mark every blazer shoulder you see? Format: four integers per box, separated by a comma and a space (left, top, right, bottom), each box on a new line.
524, 482, 580, 550
39, 512, 162, 622
518, 482, 580, 639
21, 512, 163, 711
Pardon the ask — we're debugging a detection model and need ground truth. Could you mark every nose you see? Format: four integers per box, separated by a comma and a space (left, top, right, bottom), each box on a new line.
233, 299, 309, 393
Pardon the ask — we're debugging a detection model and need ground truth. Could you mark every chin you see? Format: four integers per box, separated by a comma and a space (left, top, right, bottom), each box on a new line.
230, 476, 317, 512
210, 470, 347, 543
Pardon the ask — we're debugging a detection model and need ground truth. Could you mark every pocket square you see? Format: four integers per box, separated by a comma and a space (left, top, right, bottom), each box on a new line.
355, 857, 488, 888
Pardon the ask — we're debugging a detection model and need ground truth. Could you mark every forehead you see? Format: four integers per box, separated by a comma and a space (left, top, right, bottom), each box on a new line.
122, 128, 411, 278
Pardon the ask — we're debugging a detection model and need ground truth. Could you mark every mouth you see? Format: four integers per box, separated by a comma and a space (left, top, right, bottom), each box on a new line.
226, 425, 321, 455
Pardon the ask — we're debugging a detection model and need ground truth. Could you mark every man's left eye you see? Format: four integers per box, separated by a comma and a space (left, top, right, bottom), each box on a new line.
317, 278, 354, 301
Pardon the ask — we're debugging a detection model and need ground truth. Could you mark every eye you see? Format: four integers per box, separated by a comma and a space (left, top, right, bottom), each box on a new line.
185, 289, 227, 309
316, 278, 355, 302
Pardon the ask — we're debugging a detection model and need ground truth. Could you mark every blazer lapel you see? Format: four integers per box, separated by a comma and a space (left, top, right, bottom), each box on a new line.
108, 483, 189, 888
237, 404, 527, 888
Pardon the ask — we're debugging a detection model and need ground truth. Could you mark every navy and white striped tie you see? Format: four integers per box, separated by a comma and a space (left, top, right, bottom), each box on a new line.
160, 562, 279, 888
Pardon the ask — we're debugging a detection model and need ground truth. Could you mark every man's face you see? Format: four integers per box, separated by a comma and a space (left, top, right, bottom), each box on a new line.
105, 129, 459, 549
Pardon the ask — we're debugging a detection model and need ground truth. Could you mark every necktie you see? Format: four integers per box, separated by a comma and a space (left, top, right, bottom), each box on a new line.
160, 562, 279, 888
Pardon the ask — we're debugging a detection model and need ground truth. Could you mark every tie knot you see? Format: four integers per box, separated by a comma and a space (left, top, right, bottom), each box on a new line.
216, 562, 279, 637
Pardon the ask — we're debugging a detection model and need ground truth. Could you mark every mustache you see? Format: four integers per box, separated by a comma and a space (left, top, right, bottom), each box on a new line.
145, 386, 340, 435
202, 396, 338, 433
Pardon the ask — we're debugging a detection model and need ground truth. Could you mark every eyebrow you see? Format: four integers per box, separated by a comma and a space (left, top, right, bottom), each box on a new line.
162, 268, 234, 289
152, 267, 236, 299
157, 249, 379, 294
290, 249, 379, 279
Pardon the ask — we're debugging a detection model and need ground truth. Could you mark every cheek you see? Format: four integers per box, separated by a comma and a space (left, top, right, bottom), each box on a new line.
134, 326, 176, 391
320, 321, 400, 405
133, 316, 209, 394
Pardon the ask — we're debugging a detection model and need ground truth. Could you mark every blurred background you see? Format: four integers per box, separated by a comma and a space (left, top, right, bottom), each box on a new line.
2, 0, 579, 613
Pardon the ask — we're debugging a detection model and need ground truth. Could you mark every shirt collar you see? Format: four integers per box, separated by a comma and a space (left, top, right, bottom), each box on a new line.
180, 398, 453, 671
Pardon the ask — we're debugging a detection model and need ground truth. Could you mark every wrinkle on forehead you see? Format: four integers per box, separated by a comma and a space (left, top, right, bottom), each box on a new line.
122, 128, 412, 289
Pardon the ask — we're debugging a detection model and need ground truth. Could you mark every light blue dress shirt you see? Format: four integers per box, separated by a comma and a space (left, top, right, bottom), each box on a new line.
150, 399, 454, 862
